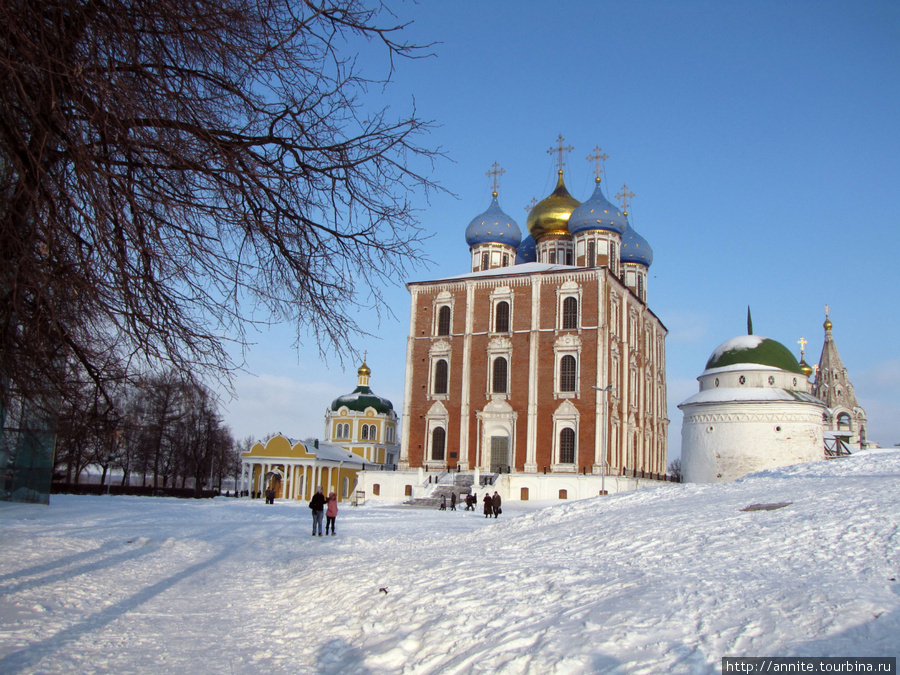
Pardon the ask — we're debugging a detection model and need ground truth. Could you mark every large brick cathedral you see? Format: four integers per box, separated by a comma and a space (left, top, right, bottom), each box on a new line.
395, 142, 668, 497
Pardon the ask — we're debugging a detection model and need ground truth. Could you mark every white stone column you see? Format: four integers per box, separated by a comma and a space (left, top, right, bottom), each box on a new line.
399, 288, 418, 470
524, 275, 541, 472
459, 281, 475, 470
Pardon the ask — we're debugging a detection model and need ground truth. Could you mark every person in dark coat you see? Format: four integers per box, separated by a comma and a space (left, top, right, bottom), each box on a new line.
492, 491, 502, 518
450, 492, 457, 511
483, 492, 493, 518
309, 486, 326, 536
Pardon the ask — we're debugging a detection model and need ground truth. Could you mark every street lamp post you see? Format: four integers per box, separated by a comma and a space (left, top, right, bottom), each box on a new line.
591, 385, 616, 495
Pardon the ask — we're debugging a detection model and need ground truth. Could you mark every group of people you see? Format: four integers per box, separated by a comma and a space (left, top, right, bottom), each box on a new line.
308, 486, 338, 536
440, 490, 502, 518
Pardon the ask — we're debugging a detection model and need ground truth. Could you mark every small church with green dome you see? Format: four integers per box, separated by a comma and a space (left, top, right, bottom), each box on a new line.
679, 309, 868, 483
325, 360, 399, 467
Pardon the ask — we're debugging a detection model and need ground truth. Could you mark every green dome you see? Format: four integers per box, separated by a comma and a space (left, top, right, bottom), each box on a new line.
705, 335, 804, 374
330, 386, 394, 414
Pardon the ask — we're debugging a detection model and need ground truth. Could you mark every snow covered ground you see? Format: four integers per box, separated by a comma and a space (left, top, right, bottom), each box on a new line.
1, 451, 899, 674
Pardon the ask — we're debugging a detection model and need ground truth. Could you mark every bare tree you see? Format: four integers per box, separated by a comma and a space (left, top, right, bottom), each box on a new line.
1, 0, 440, 409
667, 458, 682, 482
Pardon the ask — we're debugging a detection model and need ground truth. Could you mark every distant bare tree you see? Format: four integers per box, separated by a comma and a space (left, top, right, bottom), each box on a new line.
668, 458, 683, 482
1, 0, 440, 410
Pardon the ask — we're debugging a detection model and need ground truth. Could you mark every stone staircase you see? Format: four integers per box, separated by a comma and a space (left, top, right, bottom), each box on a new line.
403, 472, 489, 509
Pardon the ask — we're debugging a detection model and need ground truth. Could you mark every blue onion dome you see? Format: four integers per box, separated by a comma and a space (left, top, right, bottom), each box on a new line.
705, 335, 804, 374
620, 220, 653, 267
515, 234, 537, 263
568, 177, 627, 236
465, 191, 522, 247
526, 170, 581, 240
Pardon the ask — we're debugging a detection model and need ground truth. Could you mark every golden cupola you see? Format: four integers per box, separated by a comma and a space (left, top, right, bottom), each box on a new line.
526, 170, 581, 241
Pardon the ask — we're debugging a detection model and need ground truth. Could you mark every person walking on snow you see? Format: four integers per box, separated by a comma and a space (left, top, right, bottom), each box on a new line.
450, 492, 457, 511
492, 491, 502, 518
325, 491, 338, 535
439, 494, 446, 510
483, 492, 493, 518
309, 486, 326, 536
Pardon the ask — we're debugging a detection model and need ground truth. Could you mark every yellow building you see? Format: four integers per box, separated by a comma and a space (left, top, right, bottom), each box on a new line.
325, 360, 400, 467
241, 434, 363, 503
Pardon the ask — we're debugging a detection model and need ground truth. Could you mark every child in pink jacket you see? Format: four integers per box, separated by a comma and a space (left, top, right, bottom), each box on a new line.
325, 492, 338, 536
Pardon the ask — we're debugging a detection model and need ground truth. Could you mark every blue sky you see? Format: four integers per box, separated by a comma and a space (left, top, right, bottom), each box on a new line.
220, 1, 900, 457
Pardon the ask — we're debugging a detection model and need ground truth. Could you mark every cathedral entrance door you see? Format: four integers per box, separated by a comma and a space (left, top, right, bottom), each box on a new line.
490, 436, 509, 473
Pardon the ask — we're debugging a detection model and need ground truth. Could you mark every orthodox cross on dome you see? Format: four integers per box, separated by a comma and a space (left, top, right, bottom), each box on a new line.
616, 184, 636, 213
363, 349, 367, 363
524, 197, 538, 212
798, 337, 808, 358
825, 304, 830, 319
586, 146, 609, 180
486, 162, 505, 193
547, 134, 574, 172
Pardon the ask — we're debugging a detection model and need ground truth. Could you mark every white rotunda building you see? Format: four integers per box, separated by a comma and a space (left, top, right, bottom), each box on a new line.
679, 332, 826, 483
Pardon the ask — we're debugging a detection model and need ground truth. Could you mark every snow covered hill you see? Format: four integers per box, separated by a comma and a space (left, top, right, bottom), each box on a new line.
1, 451, 898, 674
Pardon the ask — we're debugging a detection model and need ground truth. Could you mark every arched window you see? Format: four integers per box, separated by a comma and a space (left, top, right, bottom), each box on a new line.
368, 425, 377, 442
437, 306, 451, 336
361, 424, 369, 440
434, 359, 449, 394
492, 357, 508, 394
560, 355, 577, 392
837, 413, 852, 430
562, 296, 578, 330
481, 252, 489, 270
587, 241, 596, 267
431, 427, 446, 461
495, 301, 510, 333
559, 428, 576, 464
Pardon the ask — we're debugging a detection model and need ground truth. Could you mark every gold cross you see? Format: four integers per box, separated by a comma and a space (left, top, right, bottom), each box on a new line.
547, 134, 574, 172
586, 146, 609, 180
825, 304, 830, 319
798, 337, 807, 356
486, 162, 505, 193
524, 197, 538, 212
616, 184, 636, 212
363, 349, 367, 363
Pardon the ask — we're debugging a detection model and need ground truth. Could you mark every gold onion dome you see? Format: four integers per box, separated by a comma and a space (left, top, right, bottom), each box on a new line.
526, 170, 581, 240
799, 358, 813, 378
358, 361, 371, 378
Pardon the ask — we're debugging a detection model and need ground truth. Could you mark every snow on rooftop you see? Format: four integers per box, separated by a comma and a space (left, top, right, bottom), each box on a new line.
412, 261, 575, 284
701, 362, 783, 375
709, 334, 766, 361
2, 450, 899, 671
680, 387, 822, 406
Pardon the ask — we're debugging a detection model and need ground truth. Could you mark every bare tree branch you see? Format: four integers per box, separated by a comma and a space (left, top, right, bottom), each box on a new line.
1, 0, 442, 407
